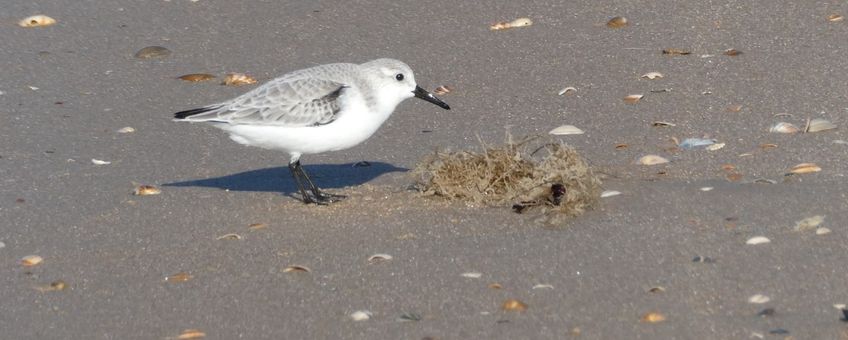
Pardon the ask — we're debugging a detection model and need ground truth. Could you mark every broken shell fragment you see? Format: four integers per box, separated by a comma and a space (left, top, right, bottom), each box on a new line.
678, 138, 716, 149
176, 329, 206, 339
283, 265, 311, 273
549, 125, 584, 135
648, 286, 666, 293
794, 215, 825, 232
600, 190, 621, 198
827, 14, 844, 22
788, 163, 821, 175
166, 272, 193, 282
222, 73, 257, 86
558, 86, 577, 95
641, 312, 666, 323
651, 121, 676, 127
641, 72, 664, 80
624, 94, 644, 103
502, 299, 528, 311
490, 17, 533, 31
706, 143, 725, 151
367, 253, 393, 263
769, 122, 800, 134
433, 85, 452, 95
178, 74, 216, 82
806, 118, 837, 133
133, 185, 161, 196
532, 284, 554, 289
216, 233, 242, 240
637, 155, 669, 165
461, 272, 482, 278
662, 48, 691, 55
18, 15, 57, 27
247, 223, 267, 230
748, 294, 771, 304
606, 16, 628, 28
117, 127, 135, 133
21, 255, 43, 267
723, 49, 742, 56
91, 159, 111, 165
746, 236, 771, 245
350, 310, 372, 321
134, 46, 171, 59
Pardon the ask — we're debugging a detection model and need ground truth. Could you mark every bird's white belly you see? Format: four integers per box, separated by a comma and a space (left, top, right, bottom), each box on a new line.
217, 103, 393, 156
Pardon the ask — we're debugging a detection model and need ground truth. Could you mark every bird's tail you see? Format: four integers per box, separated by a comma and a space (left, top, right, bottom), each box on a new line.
173, 106, 222, 120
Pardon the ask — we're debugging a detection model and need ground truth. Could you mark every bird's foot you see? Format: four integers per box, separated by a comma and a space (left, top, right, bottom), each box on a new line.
301, 191, 347, 205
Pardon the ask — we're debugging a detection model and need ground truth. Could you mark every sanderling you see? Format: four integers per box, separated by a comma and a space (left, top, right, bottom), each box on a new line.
173, 58, 450, 204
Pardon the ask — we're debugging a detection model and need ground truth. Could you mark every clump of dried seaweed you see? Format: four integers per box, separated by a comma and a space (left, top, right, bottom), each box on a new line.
412, 136, 602, 221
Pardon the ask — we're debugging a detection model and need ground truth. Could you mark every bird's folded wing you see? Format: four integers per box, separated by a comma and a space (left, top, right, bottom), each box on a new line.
197, 78, 348, 127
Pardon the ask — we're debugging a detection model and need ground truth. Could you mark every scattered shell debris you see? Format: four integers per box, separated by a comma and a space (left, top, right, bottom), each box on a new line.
549, 125, 584, 135
91, 159, 111, 165
133, 185, 161, 196
367, 254, 393, 263
117, 127, 135, 133
662, 48, 691, 55
805, 118, 837, 133
176, 329, 206, 339
600, 190, 621, 198
134, 46, 171, 59
166, 272, 193, 283
606, 16, 628, 28
21, 255, 43, 267
19, 15, 57, 27
532, 284, 554, 289
794, 215, 824, 232
433, 85, 452, 95
787, 163, 821, 175
641, 312, 666, 323
623, 94, 644, 103
637, 155, 669, 165
283, 265, 311, 273
413, 136, 601, 221
769, 122, 800, 134
827, 14, 844, 22
216, 233, 242, 240
461, 272, 482, 279
222, 73, 257, 86
35, 280, 67, 292
502, 299, 528, 311
641, 72, 663, 80
178, 74, 216, 82
746, 236, 771, 245
748, 294, 771, 304
350, 310, 372, 321
490, 17, 533, 31
558, 86, 577, 95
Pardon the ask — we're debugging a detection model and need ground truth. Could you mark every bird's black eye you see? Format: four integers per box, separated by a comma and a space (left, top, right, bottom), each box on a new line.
395, 73, 404, 81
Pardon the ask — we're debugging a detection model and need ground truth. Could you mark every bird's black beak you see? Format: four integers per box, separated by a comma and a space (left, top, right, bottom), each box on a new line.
413, 85, 451, 110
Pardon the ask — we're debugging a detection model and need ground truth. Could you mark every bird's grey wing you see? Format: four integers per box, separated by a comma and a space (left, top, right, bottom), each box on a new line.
190, 77, 348, 127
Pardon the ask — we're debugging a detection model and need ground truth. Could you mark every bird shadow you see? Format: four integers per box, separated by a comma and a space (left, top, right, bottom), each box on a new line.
164, 162, 408, 194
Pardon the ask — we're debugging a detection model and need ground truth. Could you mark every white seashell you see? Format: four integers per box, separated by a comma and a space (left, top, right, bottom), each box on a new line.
769, 122, 800, 134
705, 143, 725, 151
746, 236, 771, 245
91, 159, 111, 165
19, 15, 57, 27
806, 118, 837, 133
368, 254, 393, 262
558, 86, 577, 95
350, 310, 372, 321
600, 190, 621, 198
748, 294, 771, 304
532, 284, 554, 289
816, 227, 832, 235
624, 94, 644, 103
700, 187, 713, 191
641, 72, 664, 80
549, 125, 584, 135
637, 155, 669, 165
117, 127, 135, 133
461, 272, 482, 278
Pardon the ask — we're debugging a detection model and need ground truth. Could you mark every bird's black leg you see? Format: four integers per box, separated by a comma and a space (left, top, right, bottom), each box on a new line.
295, 161, 346, 204
288, 161, 316, 204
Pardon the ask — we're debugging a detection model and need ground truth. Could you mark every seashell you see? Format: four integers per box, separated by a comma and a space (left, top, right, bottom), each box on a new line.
178, 74, 216, 82
641, 312, 666, 323
606, 16, 628, 28
488, 283, 503, 289
283, 265, 311, 273
600, 190, 621, 198
746, 236, 771, 245
723, 49, 742, 56
19, 15, 57, 27
827, 14, 844, 22
248, 223, 267, 230
350, 310, 372, 321
648, 286, 666, 293
769, 122, 800, 134
36, 280, 67, 292
133, 185, 161, 196
641, 72, 664, 80
624, 94, 644, 103
662, 48, 691, 55
788, 163, 821, 175
805, 118, 837, 133
549, 125, 584, 135
816, 227, 832, 235
433, 85, 452, 95
651, 121, 675, 127
134, 46, 171, 59
368, 254, 393, 263
794, 215, 824, 232
460, 272, 482, 278
637, 155, 669, 165
558, 86, 577, 95
502, 299, 528, 311
117, 127, 135, 133
748, 294, 771, 304
166, 272, 193, 282
706, 143, 725, 151
222, 73, 257, 86
177, 329, 206, 339
532, 284, 554, 289
678, 138, 715, 149
91, 159, 111, 165
216, 233, 242, 240
21, 255, 44, 266
490, 17, 533, 31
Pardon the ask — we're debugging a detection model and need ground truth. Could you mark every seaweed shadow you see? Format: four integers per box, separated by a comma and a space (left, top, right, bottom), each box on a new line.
165, 162, 407, 194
